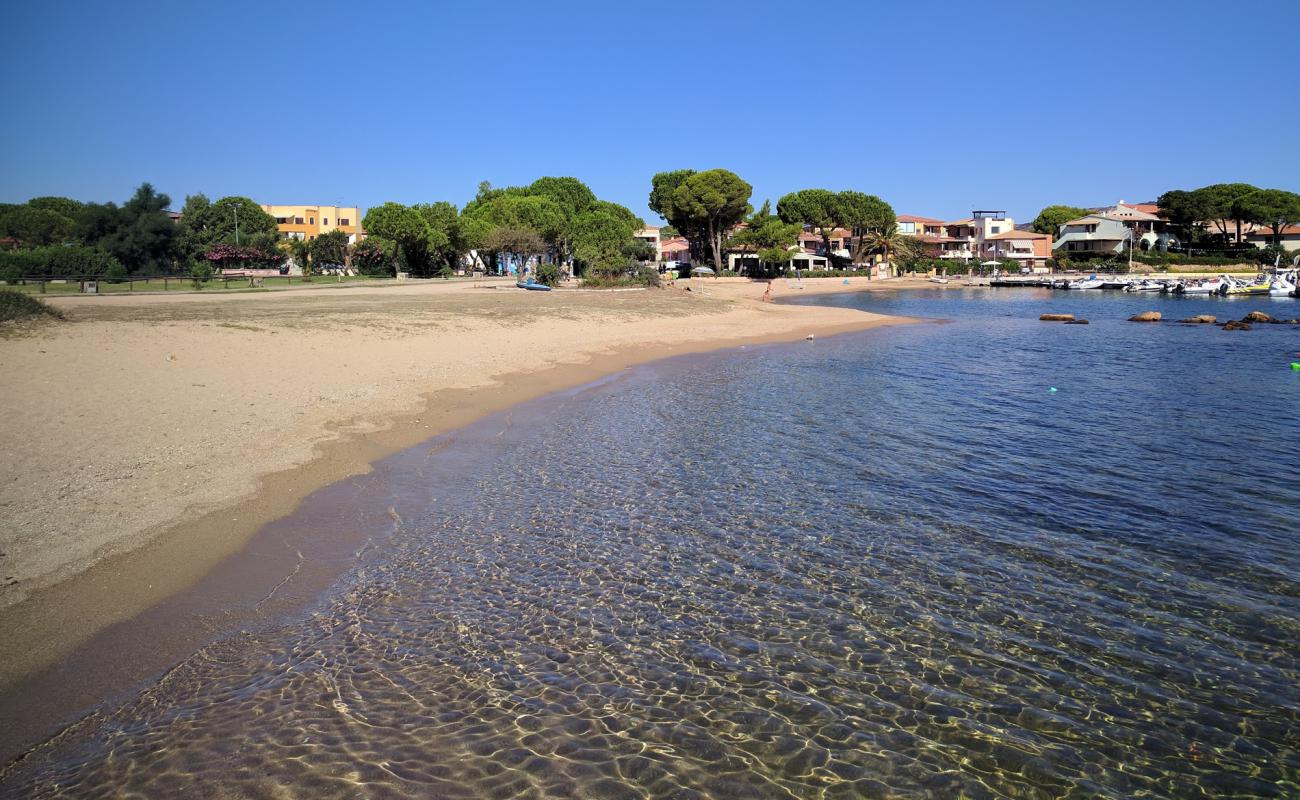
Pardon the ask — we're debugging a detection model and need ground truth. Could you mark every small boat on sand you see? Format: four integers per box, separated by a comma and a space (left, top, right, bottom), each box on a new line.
516, 279, 552, 291
929, 276, 949, 285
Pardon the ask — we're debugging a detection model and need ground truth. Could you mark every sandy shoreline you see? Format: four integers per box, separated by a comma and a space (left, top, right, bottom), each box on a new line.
0, 276, 931, 701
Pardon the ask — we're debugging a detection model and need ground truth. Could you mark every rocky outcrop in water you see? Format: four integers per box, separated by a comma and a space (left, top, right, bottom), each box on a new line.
1179, 315, 1216, 324
1128, 311, 1161, 322
1223, 320, 1252, 331
1039, 314, 1074, 321
1242, 311, 1275, 324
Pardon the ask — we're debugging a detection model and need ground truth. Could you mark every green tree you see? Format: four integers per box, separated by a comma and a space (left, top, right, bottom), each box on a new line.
363, 202, 446, 276
665, 169, 752, 271
649, 170, 704, 262
0, 204, 78, 247
309, 229, 351, 270
100, 183, 179, 273
1240, 188, 1300, 247
729, 203, 800, 277
838, 191, 895, 262
1156, 189, 1210, 247
177, 195, 278, 263
414, 201, 467, 274
485, 227, 546, 279
354, 236, 398, 276
1031, 205, 1090, 235
1196, 183, 1260, 242
571, 203, 641, 276
777, 189, 843, 258
859, 224, 919, 277
283, 237, 312, 279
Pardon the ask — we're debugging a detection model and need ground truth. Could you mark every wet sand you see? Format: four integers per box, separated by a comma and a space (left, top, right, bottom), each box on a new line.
0, 276, 927, 744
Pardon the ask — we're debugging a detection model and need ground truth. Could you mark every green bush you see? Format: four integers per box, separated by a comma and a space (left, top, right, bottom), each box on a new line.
0, 245, 123, 279
534, 262, 564, 287
0, 290, 63, 323
189, 259, 213, 289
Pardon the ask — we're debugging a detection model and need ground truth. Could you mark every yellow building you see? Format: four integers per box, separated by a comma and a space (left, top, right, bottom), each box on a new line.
259, 204, 364, 243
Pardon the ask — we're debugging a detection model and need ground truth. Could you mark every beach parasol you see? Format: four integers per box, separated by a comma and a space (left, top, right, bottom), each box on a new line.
691, 266, 716, 276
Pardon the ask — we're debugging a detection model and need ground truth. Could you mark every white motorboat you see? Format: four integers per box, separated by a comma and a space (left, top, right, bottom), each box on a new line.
1066, 277, 1104, 290
1100, 279, 1130, 290
929, 276, 949, 285
1176, 277, 1226, 295
1268, 272, 1296, 297
1125, 279, 1165, 292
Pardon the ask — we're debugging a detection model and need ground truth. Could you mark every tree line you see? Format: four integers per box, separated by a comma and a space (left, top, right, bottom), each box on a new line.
648, 169, 899, 276
359, 177, 652, 283
0, 184, 288, 281
1030, 183, 1300, 252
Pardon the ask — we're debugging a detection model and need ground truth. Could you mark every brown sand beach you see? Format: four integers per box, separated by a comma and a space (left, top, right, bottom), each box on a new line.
0, 276, 929, 709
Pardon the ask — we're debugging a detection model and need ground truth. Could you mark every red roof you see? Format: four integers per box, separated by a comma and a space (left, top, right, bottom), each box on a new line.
1246, 224, 1300, 236
897, 214, 944, 224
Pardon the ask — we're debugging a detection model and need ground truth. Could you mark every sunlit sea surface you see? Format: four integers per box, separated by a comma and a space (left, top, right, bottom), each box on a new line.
4, 288, 1299, 799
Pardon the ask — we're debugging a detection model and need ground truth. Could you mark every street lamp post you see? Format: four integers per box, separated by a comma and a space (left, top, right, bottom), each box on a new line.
232, 201, 242, 246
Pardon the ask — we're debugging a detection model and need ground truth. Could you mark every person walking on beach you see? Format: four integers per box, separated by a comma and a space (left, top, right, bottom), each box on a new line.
762, 281, 773, 302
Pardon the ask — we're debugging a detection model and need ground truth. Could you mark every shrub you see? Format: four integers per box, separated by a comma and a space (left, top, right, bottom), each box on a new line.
534, 262, 564, 287
189, 259, 213, 289
104, 261, 128, 283
0, 290, 63, 323
0, 245, 122, 279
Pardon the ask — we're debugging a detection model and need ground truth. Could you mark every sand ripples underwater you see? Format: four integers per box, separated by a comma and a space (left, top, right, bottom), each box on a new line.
4, 289, 1299, 798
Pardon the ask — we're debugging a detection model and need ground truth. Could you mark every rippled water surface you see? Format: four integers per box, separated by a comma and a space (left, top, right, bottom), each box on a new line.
5, 289, 1299, 798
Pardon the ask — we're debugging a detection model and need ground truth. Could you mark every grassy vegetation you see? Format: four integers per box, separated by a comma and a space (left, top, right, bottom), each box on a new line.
0, 290, 64, 323
0, 274, 393, 295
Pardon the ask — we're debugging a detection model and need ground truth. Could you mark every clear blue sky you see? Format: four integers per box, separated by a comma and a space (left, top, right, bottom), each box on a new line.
2, 0, 1296, 224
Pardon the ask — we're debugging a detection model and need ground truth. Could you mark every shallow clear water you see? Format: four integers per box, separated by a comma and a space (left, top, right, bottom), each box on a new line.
4, 289, 1299, 799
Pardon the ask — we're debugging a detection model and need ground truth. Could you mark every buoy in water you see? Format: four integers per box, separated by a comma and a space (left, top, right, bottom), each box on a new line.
1291, 362, 1300, 370
1049, 387, 1058, 393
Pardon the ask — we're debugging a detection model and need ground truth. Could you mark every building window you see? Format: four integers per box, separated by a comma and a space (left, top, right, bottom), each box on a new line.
324, 218, 329, 225
899, 222, 915, 233
276, 217, 289, 224
339, 218, 349, 226
309, 217, 315, 225
990, 226, 1001, 234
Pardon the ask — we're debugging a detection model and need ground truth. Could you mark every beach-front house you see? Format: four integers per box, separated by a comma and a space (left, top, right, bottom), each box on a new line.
921, 211, 1015, 263
983, 230, 1052, 270
727, 247, 829, 275
633, 227, 662, 261
1244, 224, 1300, 253
1053, 205, 1179, 255
660, 236, 691, 265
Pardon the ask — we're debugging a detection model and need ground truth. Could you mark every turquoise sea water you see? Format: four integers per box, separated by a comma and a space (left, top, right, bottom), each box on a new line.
3, 288, 1298, 798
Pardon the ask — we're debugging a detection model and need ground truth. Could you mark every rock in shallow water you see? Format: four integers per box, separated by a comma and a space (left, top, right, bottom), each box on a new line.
1039, 313, 1074, 321
1128, 311, 1161, 322
1223, 320, 1252, 331
1242, 310, 1275, 323
1179, 315, 1216, 324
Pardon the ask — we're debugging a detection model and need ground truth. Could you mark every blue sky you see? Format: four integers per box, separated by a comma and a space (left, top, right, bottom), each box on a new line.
2, 0, 1297, 224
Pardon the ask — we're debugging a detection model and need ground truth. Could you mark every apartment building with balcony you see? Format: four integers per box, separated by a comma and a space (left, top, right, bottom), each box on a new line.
983, 230, 1052, 268
261, 204, 364, 243
1052, 205, 1179, 256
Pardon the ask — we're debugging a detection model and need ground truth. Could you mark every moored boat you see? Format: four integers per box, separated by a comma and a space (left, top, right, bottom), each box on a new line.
1066, 277, 1104, 290
1268, 272, 1296, 297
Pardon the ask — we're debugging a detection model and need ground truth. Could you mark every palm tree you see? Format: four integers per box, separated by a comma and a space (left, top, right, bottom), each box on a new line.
278, 237, 312, 280
859, 224, 920, 277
